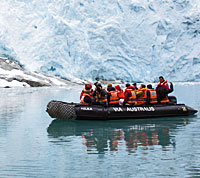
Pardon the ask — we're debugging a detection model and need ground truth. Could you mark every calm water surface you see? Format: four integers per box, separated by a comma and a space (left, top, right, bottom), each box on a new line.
0, 84, 200, 178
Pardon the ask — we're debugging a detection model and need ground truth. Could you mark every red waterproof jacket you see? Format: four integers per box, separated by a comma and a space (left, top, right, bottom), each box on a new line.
123, 86, 136, 105
157, 80, 169, 90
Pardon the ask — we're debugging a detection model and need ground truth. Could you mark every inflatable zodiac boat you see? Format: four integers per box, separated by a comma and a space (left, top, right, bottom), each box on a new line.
46, 97, 197, 120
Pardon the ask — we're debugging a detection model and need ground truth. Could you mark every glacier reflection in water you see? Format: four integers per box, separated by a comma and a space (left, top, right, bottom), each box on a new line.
0, 84, 200, 178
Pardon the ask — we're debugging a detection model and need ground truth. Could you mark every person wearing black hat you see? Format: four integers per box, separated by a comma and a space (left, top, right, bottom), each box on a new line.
92, 82, 107, 105
156, 76, 174, 103
132, 83, 138, 90
157, 76, 169, 90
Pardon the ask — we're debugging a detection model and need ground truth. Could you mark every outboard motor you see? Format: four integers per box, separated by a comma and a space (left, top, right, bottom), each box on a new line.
168, 96, 177, 104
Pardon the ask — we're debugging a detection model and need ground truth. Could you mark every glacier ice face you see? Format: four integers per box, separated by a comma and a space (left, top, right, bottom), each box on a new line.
0, 0, 199, 82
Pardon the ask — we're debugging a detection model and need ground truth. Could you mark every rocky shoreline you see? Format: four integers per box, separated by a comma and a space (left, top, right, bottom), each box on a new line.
0, 58, 80, 88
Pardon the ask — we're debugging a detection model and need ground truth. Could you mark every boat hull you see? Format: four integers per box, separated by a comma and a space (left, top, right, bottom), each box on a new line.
46, 100, 198, 120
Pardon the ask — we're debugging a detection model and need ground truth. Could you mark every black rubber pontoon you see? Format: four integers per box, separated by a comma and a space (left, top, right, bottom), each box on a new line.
46, 100, 197, 120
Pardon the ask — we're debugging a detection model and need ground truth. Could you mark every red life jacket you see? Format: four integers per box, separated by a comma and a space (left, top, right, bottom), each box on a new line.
82, 88, 93, 96
109, 91, 119, 104
160, 96, 169, 103
148, 89, 157, 104
115, 85, 124, 99
156, 82, 170, 103
117, 90, 124, 99
80, 94, 92, 105
157, 80, 169, 89
126, 89, 137, 104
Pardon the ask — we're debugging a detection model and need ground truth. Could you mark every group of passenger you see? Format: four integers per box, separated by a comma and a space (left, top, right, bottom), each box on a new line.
80, 76, 174, 106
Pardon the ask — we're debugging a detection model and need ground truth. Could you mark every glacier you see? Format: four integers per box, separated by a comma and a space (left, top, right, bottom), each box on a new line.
0, 0, 200, 83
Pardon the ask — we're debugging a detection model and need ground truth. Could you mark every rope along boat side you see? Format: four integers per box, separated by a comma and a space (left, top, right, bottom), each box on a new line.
46, 100, 197, 120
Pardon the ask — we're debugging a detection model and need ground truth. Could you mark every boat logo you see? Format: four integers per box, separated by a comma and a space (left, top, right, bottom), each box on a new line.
81, 107, 93, 111
112, 107, 155, 112
113, 107, 123, 112
182, 106, 187, 112
127, 107, 155, 112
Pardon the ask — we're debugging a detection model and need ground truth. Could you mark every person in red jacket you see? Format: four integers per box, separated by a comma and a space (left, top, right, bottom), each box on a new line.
156, 76, 174, 103
123, 83, 136, 106
115, 85, 124, 99
80, 83, 93, 99
157, 76, 169, 90
80, 83, 93, 105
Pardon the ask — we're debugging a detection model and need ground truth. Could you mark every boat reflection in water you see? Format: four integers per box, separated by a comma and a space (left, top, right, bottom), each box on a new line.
47, 116, 196, 154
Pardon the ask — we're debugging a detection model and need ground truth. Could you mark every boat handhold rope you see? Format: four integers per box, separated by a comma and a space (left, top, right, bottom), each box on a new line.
46, 100, 198, 120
